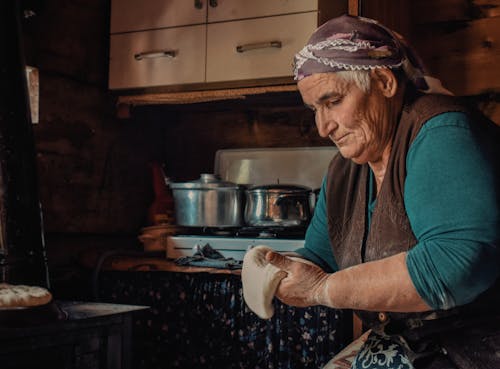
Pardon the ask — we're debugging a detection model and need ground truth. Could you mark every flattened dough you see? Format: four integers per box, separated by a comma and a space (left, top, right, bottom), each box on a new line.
242, 245, 286, 319
0, 283, 52, 308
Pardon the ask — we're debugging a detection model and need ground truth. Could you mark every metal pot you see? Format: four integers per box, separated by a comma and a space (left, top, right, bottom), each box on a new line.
244, 184, 313, 227
169, 173, 244, 227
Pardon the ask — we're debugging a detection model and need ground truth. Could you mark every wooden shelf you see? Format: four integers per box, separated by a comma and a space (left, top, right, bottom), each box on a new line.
116, 84, 299, 107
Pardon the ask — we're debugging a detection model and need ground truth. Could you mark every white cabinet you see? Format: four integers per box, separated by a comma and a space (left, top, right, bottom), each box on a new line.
109, 25, 206, 89
109, 0, 207, 90
109, 0, 340, 90
206, 12, 317, 82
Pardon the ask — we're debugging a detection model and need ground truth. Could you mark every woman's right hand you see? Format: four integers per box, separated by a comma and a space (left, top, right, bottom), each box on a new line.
265, 251, 331, 307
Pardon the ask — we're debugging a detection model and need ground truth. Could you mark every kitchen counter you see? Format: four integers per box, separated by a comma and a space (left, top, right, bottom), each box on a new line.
79, 248, 241, 275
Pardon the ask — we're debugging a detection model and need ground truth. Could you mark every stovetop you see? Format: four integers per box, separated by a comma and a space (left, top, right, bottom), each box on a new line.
176, 225, 307, 239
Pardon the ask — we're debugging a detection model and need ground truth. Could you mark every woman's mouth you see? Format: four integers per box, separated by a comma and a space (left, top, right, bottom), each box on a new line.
331, 133, 348, 145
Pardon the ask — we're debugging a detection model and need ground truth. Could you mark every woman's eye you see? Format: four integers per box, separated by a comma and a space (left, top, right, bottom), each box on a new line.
325, 99, 341, 109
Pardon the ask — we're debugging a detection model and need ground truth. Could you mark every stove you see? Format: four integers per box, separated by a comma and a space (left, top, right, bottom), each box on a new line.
167, 147, 338, 261
166, 226, 307, 260
167, 235, 306, 260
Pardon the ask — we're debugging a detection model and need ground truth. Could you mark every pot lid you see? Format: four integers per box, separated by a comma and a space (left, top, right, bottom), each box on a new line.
170, 173, 241, 190
246, 184, 312, 193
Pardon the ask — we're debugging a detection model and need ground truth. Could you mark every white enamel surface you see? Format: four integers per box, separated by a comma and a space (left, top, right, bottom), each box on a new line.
214, 147, 339, 189
109, 25, 206, 89
166, 235, 305, 260
206, 12, 318, 82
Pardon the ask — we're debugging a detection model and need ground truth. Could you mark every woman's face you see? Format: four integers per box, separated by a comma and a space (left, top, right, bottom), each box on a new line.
298, 72, 395, 165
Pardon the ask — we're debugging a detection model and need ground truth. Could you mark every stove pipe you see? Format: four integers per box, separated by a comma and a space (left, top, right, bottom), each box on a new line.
0, 0, 50, 288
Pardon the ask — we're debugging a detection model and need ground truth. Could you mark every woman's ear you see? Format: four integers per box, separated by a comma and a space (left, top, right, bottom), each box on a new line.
371, 68, 398, 98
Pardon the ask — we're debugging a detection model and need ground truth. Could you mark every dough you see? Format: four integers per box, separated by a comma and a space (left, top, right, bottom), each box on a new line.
242, 246, 318, 319
0, 283, 52, 308
242, 245, 286, 319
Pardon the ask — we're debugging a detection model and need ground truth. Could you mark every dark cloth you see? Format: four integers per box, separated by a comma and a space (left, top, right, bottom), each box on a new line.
387, 313, 500, 369
174, 244, 242, 269
96, 270, 348, 369
351, 315, 500, 369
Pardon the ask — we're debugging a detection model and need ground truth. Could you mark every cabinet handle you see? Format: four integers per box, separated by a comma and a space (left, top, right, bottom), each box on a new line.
236, 41, 282, 53
194, 0, 203, 9
134, 50, 177, 61
209, 0, 217, 7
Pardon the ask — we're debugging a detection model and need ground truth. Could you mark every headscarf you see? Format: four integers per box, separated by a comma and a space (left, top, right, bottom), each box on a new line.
293, 14, 452, 95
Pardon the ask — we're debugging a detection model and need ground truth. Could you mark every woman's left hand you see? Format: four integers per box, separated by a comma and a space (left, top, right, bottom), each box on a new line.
265, 250, 330, 307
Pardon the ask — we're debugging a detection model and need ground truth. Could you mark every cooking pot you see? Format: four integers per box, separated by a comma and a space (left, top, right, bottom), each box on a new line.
244, 184, 313, 227
169, 173, 244, 227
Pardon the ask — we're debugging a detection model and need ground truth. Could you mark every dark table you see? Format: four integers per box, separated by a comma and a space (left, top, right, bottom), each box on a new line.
0, 301, 148, 369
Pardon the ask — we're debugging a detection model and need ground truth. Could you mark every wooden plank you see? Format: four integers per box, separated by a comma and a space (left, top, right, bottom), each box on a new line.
318, 0, 348, 25
348, 0, 360, 16
411, 0, 471, 24
353, 314, 364, 340
78, 251, 242, 274
361, 0, 411, 37
412, 0, 500, 24
413, 17, 500, 95
118, 84, 298, 106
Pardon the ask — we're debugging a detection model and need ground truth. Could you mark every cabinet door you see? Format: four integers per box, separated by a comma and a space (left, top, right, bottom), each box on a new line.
208, 0, 318, 22
206, 12, 317, 82
109, 25, 206, 89
111, 0, 206, 34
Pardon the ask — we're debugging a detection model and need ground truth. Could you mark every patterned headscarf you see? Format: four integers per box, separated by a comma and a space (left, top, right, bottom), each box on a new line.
294, 15, 452, 95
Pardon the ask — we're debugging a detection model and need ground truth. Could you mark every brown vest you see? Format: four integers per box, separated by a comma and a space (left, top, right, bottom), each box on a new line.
325, 94, 499, 329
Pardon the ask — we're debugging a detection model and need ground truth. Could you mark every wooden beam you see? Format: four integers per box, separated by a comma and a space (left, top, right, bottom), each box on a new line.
360, 0, 412, 37
348, 0, 360, 15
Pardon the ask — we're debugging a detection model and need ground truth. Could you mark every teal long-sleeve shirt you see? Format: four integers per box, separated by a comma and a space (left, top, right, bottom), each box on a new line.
296, 112, 500, 310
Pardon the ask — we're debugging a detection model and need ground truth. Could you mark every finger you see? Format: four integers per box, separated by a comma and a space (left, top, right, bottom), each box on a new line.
265, 251, 295, 271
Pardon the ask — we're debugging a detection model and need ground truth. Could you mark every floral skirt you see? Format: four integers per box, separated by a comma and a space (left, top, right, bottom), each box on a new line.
324, 330, 420, 369
351, 332, 414, 369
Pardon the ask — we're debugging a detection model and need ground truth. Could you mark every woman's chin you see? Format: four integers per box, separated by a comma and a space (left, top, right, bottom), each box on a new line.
338, 149, 367, 164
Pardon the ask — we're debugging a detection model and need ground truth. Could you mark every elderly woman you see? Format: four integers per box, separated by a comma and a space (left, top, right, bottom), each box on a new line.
264, 14, 499, 369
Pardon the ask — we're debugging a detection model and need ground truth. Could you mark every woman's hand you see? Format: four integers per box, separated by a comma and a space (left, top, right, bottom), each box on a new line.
265, 250, 330, 307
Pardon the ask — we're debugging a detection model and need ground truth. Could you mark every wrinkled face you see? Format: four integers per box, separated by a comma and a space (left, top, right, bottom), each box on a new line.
298, 72, 394, 164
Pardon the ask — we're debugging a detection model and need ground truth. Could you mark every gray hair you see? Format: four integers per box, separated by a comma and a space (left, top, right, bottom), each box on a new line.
335, 68, 408, 93
335, 70, 372, 93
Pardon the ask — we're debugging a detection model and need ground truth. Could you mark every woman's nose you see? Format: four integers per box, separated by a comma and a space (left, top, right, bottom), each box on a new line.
315, 109, 336, 138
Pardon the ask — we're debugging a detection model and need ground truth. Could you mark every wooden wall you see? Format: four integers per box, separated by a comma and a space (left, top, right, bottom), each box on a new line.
411, 0, 500, 123
362, 0, 500, 123
21, 0, 500, 244
22, 0, 154, 235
